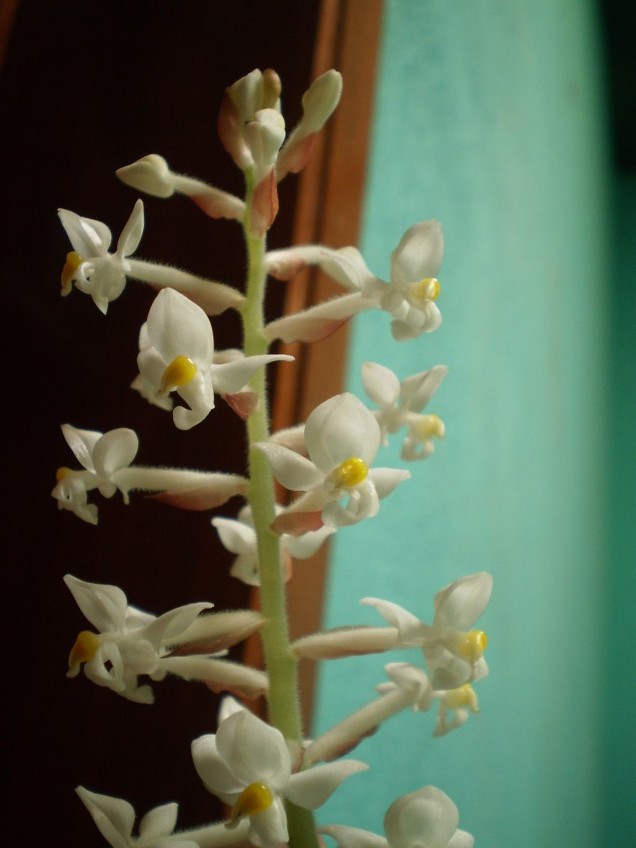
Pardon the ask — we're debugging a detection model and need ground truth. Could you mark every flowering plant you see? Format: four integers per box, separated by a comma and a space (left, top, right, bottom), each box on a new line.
51, 65, 490, 848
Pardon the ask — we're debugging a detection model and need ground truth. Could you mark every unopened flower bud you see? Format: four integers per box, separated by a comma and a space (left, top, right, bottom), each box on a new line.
116, 154, 174, 198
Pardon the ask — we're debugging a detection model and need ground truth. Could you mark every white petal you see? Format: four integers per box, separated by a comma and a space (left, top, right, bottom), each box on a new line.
116, 199, 144, 257
212, 516, 256, 555
76, 786, 134, 848
245, 109, 286, 175
322, 481, 380, 527
92, 428, 139, 477
447, 829, 474, 848
361, 598, 424, 645
255, 442, 324, 491
146, 288, 214, 366
283, 524, 334, 559
384, 786, 459, 848
362, 363, 400, 409
191, 734, 243, 799
285, 760, 368, 809
305, 393, 381, 473
433, 572, 493, 630
401, 365, 448, 413
173, 370, 214, 430
216, 710, 291, 790
58, 210, 111, 256
142, 602, 212, 648
64, 574, 127, 632
210, 354, 293, 394
249, 796, 288, 848
61, 423, 102, 472
219, 695, 246, 722
368, 467, 411, 500
139, 802, 178, 838
384, 663, 432, 708
390, 221, 444, 286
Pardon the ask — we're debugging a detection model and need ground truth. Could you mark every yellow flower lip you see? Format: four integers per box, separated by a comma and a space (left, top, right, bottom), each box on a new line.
445, 683, 479, 712
67, 630, 100, 677
160, 355, 198, 394
61, 251, 84, 295
55, 466, 74, 481
412, 414, 445, 440
329, 457, 368, 489
456, 629, 488, 663
228, 782, 274, 826
409, 276, 441, 303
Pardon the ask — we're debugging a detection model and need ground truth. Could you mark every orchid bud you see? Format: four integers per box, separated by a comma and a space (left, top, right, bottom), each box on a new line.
116, 154, 175, 197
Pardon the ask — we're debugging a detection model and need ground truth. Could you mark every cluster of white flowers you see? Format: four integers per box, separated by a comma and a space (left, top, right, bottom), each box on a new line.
52, 67, 488, 848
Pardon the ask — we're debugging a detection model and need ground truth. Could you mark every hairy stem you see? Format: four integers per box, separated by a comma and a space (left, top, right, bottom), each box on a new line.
242, 211, 302, 739
240, 178, 319, 848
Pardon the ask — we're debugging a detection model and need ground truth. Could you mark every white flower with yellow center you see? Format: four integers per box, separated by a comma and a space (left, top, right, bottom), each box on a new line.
363, 572, 493, 689
65, 575, 267, 703
192, 709, 368, 848
372, 220, 444, 341
137, 288, 292, 429
362, 362, 448, 460
322, 785, 473, 848
51, 424, 139, 524
263, 221, 443, 344
58, 200, 144, 314
256, 393, 410, 534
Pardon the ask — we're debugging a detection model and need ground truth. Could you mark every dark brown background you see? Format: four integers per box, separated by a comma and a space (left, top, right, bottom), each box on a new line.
1, 1, 321, 843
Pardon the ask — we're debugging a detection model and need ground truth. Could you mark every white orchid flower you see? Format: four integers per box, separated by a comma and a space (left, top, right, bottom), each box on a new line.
212, 504, 335, 586
322, 785, 473, 848
363, 572, 493, 689
58, 200, 144, 314
59, 199, 245, 316
137, 288, 292, 429
65, 575, 267, 703
362, 362, 448, 460
263, 221, 444, 343
192, 709, 367, 848
51, 424, 139, 524
372, 221, 444, 340
256, 393, 410, 534
76, 786, 248, 848
52, 423, 249, 522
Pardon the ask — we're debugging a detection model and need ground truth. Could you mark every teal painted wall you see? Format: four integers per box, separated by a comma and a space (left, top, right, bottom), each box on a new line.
314, 2, 616, 846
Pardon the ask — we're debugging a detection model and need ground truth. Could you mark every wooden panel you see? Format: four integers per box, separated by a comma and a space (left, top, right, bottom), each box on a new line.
271, 0, 385, 730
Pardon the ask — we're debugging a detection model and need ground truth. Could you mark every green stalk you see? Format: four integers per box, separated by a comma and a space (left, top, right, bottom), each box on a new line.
240, 177, 320, 848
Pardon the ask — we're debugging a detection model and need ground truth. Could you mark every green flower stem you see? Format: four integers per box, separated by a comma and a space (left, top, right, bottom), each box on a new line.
240, 182, 319, 848
242, 211, 302, 740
